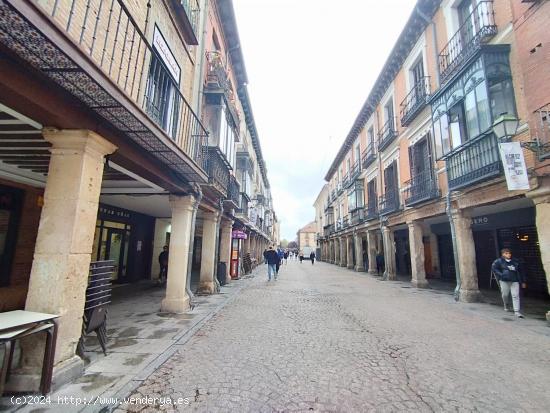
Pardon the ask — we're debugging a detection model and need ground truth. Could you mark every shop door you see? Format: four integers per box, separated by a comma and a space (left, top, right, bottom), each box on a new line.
438, 234, 456, 282
474, 230, 498, 290
106, 228, 128, 281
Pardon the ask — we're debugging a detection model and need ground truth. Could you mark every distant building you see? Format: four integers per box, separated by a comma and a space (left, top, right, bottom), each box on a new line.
297, 222, 317, 254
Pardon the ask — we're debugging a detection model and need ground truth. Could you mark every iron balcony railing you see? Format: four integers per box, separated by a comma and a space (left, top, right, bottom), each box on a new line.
237, 194, 249, 217
400, 77, 430, 127
342, 216, 349, 229
350, 160, 361, 182
351, 208, 365, 225
446, 131, 502, 191
205, 51, 229, 90
179, 0, 201, 41
534, 103, 550, 160
378, 119, 398, 152
404, 170, 440, 207
337, 181, 344, 195
439, 1, 497, 84
323, 223, 335, 236
40, 0, 208, 170
206, 147, 230, 197
365, 202, 379, 221
226, 175, 240, 207
342, 172, 351, 189
379, 190, 400, 216
362, 143, 376, 169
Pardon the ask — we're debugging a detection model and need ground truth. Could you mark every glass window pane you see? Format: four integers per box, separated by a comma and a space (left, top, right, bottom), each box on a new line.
464, 90, 479, 138
476, 81, 491, 133
449, 104, 465, 148
490, 79, 516, 121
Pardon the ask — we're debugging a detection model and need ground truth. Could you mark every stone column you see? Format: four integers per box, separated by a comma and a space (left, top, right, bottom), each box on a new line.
23, 129, 116, 383
219, 219, 233, 282
527, 180, 550, 321
367, 230, 377, 274
450, 208, 481, 302
354, 232, 364, 272
339, 237, 347, 267
408, 221, 428, 288
161, 195, 197, 313
346, 236, 354, 269
334, 239, 339, 265
382, 226, 396, 280
198, 210, 220, 294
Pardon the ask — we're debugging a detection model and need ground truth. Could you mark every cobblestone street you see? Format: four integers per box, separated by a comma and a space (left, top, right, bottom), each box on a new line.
117, 261, 550, 413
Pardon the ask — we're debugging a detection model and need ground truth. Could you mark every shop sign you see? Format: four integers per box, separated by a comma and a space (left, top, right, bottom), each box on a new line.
153, 26, 181, 83
498, 142, 530, 191
471, 216, 489, 226
232, 230, 247, 239
99, 205, 131, 219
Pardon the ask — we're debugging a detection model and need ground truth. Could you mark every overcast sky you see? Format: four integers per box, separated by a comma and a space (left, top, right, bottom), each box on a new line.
233, 0, 417, 242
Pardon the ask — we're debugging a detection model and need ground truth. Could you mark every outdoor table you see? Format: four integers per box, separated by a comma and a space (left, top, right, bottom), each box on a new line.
0, 310, 59, 396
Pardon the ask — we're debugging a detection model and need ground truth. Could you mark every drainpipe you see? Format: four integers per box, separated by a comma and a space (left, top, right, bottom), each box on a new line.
416, 5, 440, 89
186, 183, 203, 300
445, 187, 461, 301
193, 0, 209, 117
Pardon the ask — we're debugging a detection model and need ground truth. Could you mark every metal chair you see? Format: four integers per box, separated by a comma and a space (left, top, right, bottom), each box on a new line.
77, 260, 114, 357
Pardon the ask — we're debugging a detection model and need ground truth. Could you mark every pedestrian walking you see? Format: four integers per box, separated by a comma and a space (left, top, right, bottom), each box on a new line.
376, 251, 385, 276
491, 248, 526, 318
284, 251, 289, 264
158, 245, 169, 284
265, 246, 279, 282
299, 250, 304, 263
276, 248, 284, 275
310, 251, 316, 265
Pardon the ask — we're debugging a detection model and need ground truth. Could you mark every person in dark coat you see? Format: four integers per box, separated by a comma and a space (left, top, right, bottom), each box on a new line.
265, 246, 279, 281
376, 251, 385, 276
491, 248, 526, 317
310, 251, 316, 265
158, 245, 169, 284
299, 251, 304, 263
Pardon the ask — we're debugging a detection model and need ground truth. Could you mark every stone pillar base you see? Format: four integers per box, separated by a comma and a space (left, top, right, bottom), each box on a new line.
354, 266, 365, 272
368, 270, 378, 276
459, 289, 483, 303
339, 263, 347, 267
197, 281, 216, 295
347, 264, 354, 270
7, 355, 83, 394
385, 272, 397, 281
161, 296, 190, 314
546, 311, 550, 324
411, 280, 429, 288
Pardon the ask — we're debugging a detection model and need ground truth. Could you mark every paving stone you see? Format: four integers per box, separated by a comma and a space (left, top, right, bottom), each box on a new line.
115, 261, 550, 412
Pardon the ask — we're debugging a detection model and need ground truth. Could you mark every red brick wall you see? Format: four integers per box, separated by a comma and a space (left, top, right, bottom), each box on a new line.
0, 179, 42, 312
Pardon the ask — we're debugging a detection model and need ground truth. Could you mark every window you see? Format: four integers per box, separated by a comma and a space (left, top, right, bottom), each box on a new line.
347, 181, 364, 211
448, 102, 467, 149
384, 98, 395, 130
145, 53, 181, 139
489, 77, 516, 121
433, 111, 450, 158
219, 105, 236, 168
367, 179, 377, 210
367, 127, 375, 146
355, 145, 361, 164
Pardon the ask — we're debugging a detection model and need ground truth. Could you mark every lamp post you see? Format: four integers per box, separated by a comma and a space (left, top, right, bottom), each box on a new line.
493, 113, 519, 142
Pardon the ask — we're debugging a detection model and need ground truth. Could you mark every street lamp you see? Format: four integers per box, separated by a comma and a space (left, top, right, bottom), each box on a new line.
493, 113, 519, 142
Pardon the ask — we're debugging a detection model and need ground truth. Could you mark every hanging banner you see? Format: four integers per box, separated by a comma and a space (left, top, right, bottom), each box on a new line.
498, 142, 530, 191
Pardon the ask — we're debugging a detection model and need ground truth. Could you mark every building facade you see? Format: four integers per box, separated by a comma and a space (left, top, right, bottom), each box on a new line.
0, 0, 276, 390
316, 0, 550, 315
297, 222, 317, 253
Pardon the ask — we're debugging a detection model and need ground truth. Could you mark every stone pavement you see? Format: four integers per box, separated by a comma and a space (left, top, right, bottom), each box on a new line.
1, 272, 256, 413
105, 259, 550, 413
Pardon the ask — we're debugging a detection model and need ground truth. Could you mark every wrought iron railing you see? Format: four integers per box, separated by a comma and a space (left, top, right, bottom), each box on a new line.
404, 169, 440, 206
379, 190, 400, 215
365, 202, 379, 221
337, 181, 343, 195
226, 174, 240, 206
323, 223, 335, 236
378, 119, 398, 151
438, 1, 497, 84
400, 77, 430, 127
179, 0, 201, 39
342, 216, 349, 229
206, 147, 230, 196
446, 132, 501, 190
351, 208, 365, 225
362, 143, 376, 169
350, 160, 361, 181
342, 172, 350, 189
39, 0, 208, 169
237, 194, 249, 216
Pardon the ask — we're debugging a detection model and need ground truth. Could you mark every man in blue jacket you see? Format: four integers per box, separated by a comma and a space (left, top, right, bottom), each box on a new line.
491, 248, 526, 318
265, 246, 280, 282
